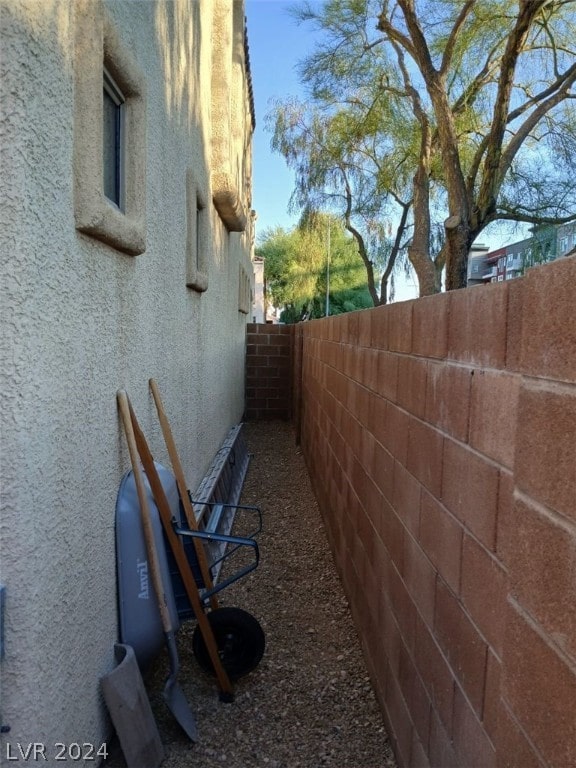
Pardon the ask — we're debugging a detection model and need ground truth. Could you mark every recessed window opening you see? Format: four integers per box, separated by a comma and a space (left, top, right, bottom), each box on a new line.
103, 68, 125, 210
196, 196, 204, 272
185, 172, 209, 292
74, 5, 146, 255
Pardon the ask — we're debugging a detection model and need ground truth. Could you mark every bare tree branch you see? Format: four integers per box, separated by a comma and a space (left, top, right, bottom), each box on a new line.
493, 210, 576, 226
476, 0, 550, 219
380, 201, 411, 301
499, 69, 576, 181
440, 0, 477, 77
451, 39, 504, 117
376, 7, 416, 59
341, 170, 380, 305
507, 61, 576, 123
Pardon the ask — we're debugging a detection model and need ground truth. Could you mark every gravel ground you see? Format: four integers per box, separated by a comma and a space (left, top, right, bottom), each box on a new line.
107, 421, 396, 768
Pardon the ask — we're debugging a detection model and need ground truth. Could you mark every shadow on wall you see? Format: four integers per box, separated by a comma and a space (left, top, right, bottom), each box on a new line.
155, 0, 202, 131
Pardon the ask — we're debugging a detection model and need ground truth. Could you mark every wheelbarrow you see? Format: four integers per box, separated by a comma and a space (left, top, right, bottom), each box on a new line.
117, 391, 265, 702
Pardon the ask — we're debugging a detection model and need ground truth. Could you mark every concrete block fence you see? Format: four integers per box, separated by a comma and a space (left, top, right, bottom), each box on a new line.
245, 256, 576, 768
245, 323, 294, 420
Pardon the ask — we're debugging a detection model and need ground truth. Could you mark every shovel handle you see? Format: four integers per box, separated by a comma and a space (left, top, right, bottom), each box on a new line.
117, 390, 174, 635
149, 379, 219, 611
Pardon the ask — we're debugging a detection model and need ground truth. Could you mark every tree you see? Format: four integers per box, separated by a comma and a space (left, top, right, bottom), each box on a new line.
271, 98, 415, 305
273, 0, 576, 293
257, 215, 374, 322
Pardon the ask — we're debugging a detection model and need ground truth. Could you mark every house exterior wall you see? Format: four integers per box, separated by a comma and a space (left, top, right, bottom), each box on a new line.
0, 0, 253, 749
287, 256, 576, 767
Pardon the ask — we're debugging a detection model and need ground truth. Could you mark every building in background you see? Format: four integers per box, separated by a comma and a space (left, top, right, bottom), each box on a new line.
504, 236, 533, 281
483, 247, 507, 283
1, 0, 255, 747
556, 222, 576, 259
471, 223, 572, 284
467, 243, 490, 285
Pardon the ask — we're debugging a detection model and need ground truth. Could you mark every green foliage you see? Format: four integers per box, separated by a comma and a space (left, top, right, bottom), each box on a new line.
269, 94, 414, 302
257, 215, 373, 323
272, 0, 576, 293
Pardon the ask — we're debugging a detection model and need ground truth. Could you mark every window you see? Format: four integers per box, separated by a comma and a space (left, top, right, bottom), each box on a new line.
186, 171, 209, 292
74, 1, 146, 255
195, 199, 202, 272
238, 265, 251, 314
103, 69, 124, 209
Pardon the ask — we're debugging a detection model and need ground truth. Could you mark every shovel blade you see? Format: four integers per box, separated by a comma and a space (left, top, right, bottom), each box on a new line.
162, 629, 198, 741
163, 681, 198, 742
101, 644, 164, 768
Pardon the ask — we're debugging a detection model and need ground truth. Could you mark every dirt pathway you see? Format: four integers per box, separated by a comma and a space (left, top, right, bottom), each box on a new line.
107, 420, 396, 768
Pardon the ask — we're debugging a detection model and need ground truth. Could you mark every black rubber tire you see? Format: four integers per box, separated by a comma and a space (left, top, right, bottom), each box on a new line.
192, 607, 266, 680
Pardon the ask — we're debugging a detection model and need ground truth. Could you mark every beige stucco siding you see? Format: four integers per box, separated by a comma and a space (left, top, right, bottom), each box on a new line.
0, 0, 254, 749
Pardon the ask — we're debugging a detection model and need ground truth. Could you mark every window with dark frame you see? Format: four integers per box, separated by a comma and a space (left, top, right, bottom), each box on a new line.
103, 69, 125, 209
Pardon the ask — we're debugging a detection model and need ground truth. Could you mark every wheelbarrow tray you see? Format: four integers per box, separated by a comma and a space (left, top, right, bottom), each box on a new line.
116, 462, 261, 661
115, 463, 180, 670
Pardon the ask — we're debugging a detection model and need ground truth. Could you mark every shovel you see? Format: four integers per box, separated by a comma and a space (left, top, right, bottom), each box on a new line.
117, 390, 198, 742
101, 643, 164, 768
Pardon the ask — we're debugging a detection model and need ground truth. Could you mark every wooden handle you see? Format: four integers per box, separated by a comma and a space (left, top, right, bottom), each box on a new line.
117, 390, 173, 634
121, 390, 233, 697
149, 379, 218, 610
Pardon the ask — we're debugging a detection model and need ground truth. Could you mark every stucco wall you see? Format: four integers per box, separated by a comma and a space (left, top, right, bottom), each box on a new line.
289, 256, 576, 767
0, 0, 253, 750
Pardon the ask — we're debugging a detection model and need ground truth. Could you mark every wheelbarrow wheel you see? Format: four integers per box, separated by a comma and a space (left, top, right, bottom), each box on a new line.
192, 607, 265, 680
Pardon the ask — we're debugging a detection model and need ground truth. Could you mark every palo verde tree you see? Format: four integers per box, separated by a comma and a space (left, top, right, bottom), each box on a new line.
273, 0, 576, 293
257, 214, 373, 322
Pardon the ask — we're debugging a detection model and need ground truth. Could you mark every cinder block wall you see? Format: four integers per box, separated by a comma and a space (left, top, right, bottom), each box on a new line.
290, 257, 576, 768
245, 323, 293, 420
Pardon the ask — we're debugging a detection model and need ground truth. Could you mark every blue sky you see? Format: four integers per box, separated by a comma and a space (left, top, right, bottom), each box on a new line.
245, 1, 318, 239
